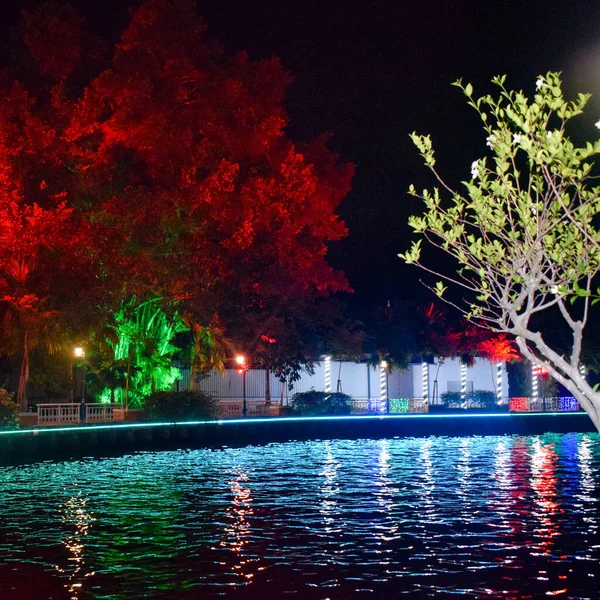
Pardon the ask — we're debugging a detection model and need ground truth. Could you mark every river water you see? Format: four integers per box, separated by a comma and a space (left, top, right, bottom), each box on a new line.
1, 433, 599, 599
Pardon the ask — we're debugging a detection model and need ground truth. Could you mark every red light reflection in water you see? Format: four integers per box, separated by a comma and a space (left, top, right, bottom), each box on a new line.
529, 438, 561, 555
220, 468, 261, 585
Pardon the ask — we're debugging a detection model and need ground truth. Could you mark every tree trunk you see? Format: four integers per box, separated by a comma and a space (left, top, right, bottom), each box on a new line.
336, 361, 343, 393
69, 358, 74, 402
490, 362, 497, 399
17, 332, 29, 412
189, 362, 196, 392
265, 367, 271, 404
515, 336, 600, 431
280, 380, 286, 407
125, 358, 130, 411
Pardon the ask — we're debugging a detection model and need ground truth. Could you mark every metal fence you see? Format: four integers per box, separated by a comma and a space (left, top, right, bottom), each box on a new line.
509, 397, 581, 413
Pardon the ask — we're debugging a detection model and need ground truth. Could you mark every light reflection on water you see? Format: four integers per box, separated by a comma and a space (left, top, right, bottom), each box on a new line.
0, 433, 599, 599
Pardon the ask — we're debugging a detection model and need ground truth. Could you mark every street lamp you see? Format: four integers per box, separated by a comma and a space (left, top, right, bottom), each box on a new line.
236, 355, 248, 417
73, 346, 86, 421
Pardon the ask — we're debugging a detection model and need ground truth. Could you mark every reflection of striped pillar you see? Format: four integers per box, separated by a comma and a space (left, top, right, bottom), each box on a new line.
531, 364, 538, 399
496, 362, 503, 403
324, 356, 332, 392
461, 363, 467, 400
380, 362, 388, 402
421, 362, 429, 401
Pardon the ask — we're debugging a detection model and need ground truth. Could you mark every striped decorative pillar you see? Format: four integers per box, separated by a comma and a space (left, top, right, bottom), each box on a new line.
380, 361, 388, 413
496, 362, 503, 403
460, 362, 467, 401
421, 362, 429, 401
324, 356, 332, 393
531, 364, 539, 399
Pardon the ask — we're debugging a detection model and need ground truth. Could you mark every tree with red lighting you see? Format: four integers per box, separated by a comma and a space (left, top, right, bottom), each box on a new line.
0, 0, 354, 406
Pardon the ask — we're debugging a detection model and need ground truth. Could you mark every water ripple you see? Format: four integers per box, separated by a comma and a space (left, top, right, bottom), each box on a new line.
0, 434, 599, 598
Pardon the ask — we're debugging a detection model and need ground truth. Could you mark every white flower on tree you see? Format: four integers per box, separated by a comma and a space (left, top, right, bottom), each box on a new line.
513, 133, 521, 144
536, 77, 544, 91
486, 134, 496, 148
471, 160, 480, 179
596, 119, 600, 130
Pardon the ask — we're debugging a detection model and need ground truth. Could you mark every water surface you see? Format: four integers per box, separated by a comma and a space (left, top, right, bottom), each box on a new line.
1, 433, 599, 598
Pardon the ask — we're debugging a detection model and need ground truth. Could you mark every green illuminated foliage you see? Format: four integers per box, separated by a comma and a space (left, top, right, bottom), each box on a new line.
403, 72, 600, 430
0, 388, 19, 429
291, 390, 353, 416
144, 390, 217, 421
89, 298, 185, 407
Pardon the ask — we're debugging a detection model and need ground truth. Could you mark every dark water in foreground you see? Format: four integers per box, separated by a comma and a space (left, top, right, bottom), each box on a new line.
1, 434, 599, 599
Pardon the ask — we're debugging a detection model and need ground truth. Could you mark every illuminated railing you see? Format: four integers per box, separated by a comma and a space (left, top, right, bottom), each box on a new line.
509, 396, 581, 413
37, 404, 81, 426
216, 401, 280, 418
37, 403, 125, 426
86, 403, 124, 423
347, 398, 429, 415
389, 398, 429, 414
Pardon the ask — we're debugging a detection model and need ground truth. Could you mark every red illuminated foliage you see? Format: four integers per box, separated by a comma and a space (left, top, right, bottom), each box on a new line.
0, 0, 354, 402
478, 335, 521, 364
420, 303, 520, 365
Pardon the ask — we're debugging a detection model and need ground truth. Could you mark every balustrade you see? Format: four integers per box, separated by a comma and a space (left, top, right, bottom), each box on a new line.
508, 396, 581, 413
37, 403, 124, 426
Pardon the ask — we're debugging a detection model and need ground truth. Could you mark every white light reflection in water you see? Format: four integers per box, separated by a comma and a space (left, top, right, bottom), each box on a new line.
58, 491, 95, 599
373, 439, 399, 550
221, 467, 260, 584
416, 438, 437, 524
456, 438, 474, 523
319, 441, 341, 534
491, 439, 514, 528
577, 435, 598, 535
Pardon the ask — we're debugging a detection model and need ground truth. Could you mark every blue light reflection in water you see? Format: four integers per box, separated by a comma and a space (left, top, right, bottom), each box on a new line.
0, 433, 599, 599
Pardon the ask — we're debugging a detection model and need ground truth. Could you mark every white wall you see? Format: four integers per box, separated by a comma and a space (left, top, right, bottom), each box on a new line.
185, 357, 509, 404
410, 357, 509, 403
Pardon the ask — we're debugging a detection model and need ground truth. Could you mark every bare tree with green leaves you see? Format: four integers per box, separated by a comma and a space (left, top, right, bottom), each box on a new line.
402, 72, 600, 430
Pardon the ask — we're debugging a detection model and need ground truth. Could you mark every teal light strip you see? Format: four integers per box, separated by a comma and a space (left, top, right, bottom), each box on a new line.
0, 411, 589, 437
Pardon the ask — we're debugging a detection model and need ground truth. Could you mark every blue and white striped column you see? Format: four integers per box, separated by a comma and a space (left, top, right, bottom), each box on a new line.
421, 362, 429, 401
324, 356, 332, 393
460, 362, 467, 401
496, 362, 503, 403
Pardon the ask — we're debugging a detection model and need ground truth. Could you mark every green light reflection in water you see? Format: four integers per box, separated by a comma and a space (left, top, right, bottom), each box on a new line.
0, 434, 599, 598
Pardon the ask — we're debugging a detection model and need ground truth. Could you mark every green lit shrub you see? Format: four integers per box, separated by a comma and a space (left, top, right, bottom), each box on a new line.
441, 390, 497, 409
144, 390, 217, 421
0, 388, 19, 429
291, 390, 352, 416
440, 391, 463, 408
469, 390, 497, 408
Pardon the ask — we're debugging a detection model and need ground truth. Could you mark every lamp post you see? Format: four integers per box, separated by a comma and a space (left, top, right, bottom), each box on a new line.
236, 355, 247, 417
74, 347, 86, 401
74, 347, 86, 422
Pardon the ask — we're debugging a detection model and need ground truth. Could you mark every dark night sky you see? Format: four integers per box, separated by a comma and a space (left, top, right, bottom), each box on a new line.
3, 0, 600, 313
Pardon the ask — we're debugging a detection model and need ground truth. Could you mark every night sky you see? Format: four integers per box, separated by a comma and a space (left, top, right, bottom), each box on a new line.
3, 0, 600, 313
